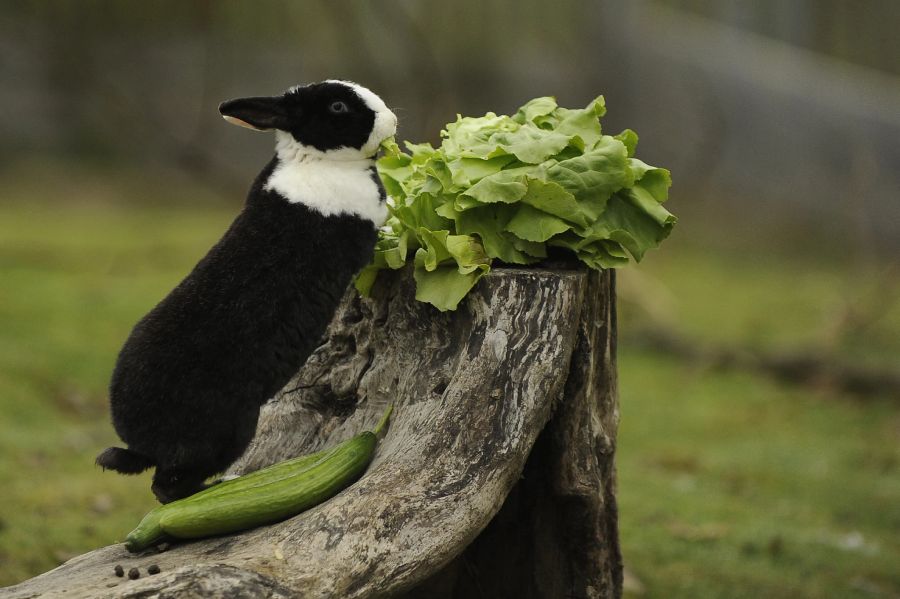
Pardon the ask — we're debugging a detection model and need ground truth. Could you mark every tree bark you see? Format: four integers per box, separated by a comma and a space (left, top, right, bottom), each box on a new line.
2, 267, 620, 599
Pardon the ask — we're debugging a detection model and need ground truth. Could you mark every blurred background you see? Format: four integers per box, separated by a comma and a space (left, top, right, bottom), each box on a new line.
1, 1, 898, 596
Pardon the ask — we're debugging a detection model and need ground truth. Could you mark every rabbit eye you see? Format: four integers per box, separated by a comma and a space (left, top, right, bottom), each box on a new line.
329, 101, 350, 114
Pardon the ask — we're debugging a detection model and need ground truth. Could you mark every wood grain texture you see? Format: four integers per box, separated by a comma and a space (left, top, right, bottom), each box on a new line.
2, 267, 620, 599
396, 269, 621, 599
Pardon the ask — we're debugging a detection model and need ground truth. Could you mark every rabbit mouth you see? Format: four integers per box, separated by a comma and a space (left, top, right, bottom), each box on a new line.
361, 109, 398, 157
222, 115, 265, 131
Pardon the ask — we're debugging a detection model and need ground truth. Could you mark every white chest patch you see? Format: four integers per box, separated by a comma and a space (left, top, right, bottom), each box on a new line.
264, 155, 387, 225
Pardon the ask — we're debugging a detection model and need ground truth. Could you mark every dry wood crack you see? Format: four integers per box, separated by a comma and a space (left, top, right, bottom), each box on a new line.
2, 267, 621, 599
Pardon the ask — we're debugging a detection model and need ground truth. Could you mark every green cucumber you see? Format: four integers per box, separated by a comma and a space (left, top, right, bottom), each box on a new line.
181, 447, 333, 502
124, 505, 168, 552
124, 448, 330, 552
124, 405, 392, 551
159, 432, 376, 538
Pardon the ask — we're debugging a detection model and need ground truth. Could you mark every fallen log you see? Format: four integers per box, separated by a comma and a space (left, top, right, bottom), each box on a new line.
2, 267, 621, 599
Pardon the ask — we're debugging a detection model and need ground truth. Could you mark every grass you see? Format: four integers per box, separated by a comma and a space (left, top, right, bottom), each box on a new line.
0, 178, 236, 585
0, 167, 898, 595
615, 230, 900, 597
617, 353, 900, 598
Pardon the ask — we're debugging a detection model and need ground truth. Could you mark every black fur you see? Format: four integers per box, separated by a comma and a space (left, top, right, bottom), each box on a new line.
368, 165, 383, 190
104, 159, 378, 502
95, 446, 155, 474
100, 81, 388, 503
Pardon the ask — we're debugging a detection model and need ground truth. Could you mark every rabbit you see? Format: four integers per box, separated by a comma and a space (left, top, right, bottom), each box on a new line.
96, 80, 397, 503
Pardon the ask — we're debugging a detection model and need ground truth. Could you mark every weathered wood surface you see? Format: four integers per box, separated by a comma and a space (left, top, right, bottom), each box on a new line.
2, 267, 620, 599
402, 268, 621, 598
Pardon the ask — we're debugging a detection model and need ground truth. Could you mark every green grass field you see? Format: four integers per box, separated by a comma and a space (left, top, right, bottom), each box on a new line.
0, 168, 897, 596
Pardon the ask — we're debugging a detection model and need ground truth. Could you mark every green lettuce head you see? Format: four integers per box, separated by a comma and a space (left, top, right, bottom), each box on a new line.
358, 95, 676, 311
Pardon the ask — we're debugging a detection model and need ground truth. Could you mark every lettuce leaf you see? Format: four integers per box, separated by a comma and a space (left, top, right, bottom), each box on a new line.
362, 95, 677, 311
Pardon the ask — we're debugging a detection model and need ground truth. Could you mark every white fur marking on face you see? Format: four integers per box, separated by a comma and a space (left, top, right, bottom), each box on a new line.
266, 132, 387, 225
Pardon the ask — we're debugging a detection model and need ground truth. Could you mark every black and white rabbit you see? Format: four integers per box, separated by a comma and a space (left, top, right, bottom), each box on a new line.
96, 80, 397, 503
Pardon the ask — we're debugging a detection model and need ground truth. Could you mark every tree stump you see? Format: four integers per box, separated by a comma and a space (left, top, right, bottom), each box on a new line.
1, 267, 621, 599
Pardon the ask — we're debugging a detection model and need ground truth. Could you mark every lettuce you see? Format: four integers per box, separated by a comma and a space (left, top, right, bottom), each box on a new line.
360, 96, 677, 311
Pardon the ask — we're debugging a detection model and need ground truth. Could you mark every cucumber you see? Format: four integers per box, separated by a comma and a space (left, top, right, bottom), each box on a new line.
124, 448, 330, 552
124, 505, 168, 552
180, 446, 333, 503
124, 405, 392, 551
159, 432, 376, 538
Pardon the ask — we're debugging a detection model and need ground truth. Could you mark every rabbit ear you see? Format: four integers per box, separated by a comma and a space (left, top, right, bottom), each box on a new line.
219, 96, 292, 131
